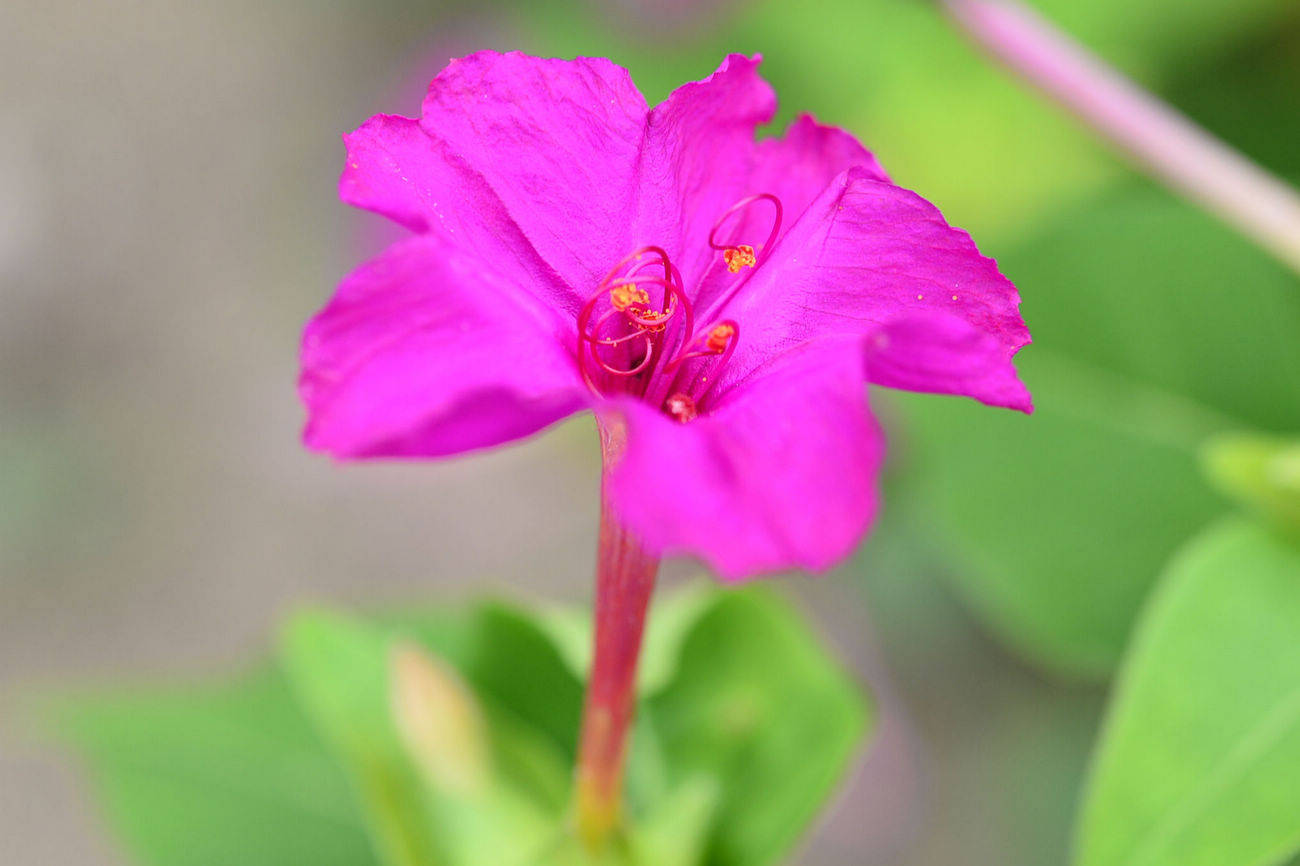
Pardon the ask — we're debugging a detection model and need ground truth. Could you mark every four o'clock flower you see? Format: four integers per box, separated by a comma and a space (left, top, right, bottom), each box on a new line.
299, 51, 1031, 848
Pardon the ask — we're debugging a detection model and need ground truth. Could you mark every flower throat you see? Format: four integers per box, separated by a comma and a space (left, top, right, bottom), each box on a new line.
575, 193, 783, 421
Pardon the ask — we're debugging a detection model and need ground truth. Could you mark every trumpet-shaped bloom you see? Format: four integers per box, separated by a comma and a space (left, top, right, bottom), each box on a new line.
300, 52, 1031, 580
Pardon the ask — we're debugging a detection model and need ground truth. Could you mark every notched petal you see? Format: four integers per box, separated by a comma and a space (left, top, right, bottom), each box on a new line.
717, 166, 1031, 410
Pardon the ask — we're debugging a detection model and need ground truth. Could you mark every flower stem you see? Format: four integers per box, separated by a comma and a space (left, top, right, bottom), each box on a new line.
573, 416, 661, 852
941, 0, 1300, 277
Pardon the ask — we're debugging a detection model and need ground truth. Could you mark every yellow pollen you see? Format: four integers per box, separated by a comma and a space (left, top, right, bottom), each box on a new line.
637, 310, 669, 332
723, 245, 756, 273
704, 322, 736, 354
666, 393, 698, 423
610, 284, 650, 312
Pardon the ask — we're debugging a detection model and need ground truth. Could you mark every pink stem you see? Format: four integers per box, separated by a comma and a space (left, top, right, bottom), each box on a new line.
573, 416, 661, 851
941, 0, 1300, 276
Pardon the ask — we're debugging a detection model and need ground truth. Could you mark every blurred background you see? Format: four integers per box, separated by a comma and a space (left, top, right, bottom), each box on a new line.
2, 0, 1297, 863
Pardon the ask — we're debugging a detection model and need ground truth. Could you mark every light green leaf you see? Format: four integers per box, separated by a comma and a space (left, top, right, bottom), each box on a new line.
897, 188, 1300, 677
280, 610, 443, 866
631, 777, 721, 866
638, 588, 872, 866
50, 666, 379, 866
1202, 433, 1300, 532
1075, 519, 1300, 866
55, 591, 868, 866
280, 609, 569, 866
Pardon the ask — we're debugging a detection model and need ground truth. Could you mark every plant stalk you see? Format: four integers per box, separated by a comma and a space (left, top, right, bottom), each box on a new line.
941, 0, 1300, 277
573, 415, 661, 852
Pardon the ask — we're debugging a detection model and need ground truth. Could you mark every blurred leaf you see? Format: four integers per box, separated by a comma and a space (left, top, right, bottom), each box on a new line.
1075, 519, 1300, 866
52, 666, 379, 866
638, 588, 872, 866
280, 610, 444, 866
896, 187, 1300, 677
1164, 7, 1300, 180
365, 604, 580, 816
1202, 433, 1300, 533
631, 776, 721, 866
56, 591, 866, 866
281, 609, 567, 866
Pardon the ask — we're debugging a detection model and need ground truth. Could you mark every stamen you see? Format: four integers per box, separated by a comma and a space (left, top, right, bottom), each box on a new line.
662, 319, 740, 374
708, 193, 783, 273
628, 309, 669, 332
723, 245, 757, 273
704, 322, 737, 354
610, 283, 650, 312
576, 247, 695, 398
665, 393, 698, 423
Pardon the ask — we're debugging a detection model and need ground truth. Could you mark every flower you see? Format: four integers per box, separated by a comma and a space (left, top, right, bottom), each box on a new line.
300, 52, 1031, 580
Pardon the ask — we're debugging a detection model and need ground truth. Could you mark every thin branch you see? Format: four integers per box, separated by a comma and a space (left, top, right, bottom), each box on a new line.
941, 0, 1300, 276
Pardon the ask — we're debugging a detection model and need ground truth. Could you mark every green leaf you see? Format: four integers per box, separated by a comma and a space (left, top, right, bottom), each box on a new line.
1202, 433, 1300, 532
280, 609, 445, 866
896, 187, 1300, 677
54, 591, 867, 866
637, 588, 872, 866
631, 777, 721, 866
50, 666, 379, 866
1075, 519, 1300, 866
280, 609, 570, 866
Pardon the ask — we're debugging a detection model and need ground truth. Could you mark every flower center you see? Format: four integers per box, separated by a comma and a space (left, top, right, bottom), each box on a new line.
575, 194, 782, 421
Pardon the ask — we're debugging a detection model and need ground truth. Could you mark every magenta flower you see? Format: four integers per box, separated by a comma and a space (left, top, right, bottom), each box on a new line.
301, 51, 1030, 845
301, 51, 1031, 580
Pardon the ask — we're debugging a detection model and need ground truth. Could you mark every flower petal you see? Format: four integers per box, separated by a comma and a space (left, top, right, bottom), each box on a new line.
751, 113, 891, 220
716, 166, 1032, 411
634, 54, 777, 291
300, 236, 586, 458
340, 113, 576, 313
606, 338, 883, 580
692, 114, 891, 312
420, 52, 650, 296
866, 313, 1034, 411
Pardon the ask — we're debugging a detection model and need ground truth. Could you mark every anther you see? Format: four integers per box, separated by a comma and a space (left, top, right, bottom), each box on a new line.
665, 393, 698, 423
704, 322, 736, 353
708, 193, 783, 273
722, 245, 756, 273
610, 283, 650, 312
631, 309, 669, 332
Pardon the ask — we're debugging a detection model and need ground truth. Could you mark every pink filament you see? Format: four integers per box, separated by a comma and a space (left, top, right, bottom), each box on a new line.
695, 193, 784, 331
576, 248, 695, 395
707, 193, 783, 261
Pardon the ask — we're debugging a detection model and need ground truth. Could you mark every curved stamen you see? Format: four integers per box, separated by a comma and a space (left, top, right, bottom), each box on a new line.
693, 192, 784, 335
707, 193, 783, 271
588, 309, 650, 347
692, 319, 740, 404
577, 247, 695, 397
597, 245, 674, 291
596, 276, 692, 341
661, 320, 739, 375
594, 335, 656, 377
645, 319, 740, 412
